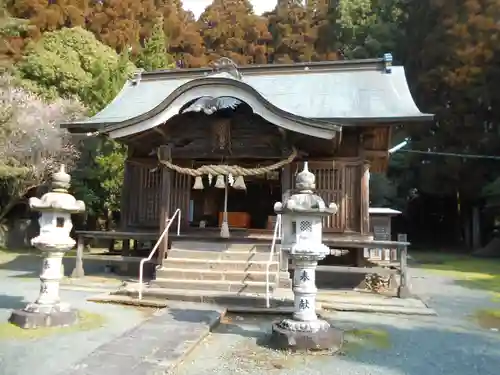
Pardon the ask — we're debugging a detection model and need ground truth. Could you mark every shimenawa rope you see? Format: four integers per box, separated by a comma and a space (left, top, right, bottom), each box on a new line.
157, 147, 297, 177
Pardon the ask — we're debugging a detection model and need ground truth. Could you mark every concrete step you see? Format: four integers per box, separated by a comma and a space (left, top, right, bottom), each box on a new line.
150, 278, 275, 293
114, 285, 294, 308
170, 241, 231, 252
167, 249, 277, 262
156, 268, 291, 286
170, 241, 278, 253
162, 258, 279, 272
226, 243, 277, 252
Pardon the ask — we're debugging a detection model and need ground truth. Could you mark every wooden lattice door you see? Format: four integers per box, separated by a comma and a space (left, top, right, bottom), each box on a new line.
288, 160, 362, 233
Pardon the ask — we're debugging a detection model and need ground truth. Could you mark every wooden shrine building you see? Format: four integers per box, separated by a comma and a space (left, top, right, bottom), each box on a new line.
62, 56, 432, 251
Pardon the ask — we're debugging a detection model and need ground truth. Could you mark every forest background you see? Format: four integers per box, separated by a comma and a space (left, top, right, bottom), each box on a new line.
1, 0, 500, 252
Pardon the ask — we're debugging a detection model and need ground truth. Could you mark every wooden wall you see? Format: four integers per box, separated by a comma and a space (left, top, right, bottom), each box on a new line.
119, 123, 393, 236
122, 161, 191, 230
288, 159, 364, 233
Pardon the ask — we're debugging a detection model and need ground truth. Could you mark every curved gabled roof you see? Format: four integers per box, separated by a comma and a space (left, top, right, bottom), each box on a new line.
61, 57, 433, 140
103, 73, 343, 139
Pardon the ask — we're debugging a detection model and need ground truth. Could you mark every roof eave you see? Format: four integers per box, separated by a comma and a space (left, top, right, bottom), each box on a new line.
325, 114, 434, 125
61, 122, 102, 133
61, 114, 434, 134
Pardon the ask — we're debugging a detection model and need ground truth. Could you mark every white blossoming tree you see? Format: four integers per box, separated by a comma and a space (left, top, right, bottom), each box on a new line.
0, 74, 86, 222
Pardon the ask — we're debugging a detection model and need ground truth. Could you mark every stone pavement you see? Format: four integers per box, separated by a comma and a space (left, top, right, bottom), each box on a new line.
173, 268, 500, 375
64, 303, 224, 375
0, 256, 225, 375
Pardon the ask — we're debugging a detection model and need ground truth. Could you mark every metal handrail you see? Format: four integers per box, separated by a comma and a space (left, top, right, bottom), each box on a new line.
265, 214, 282, 308
138, 208, 181, 300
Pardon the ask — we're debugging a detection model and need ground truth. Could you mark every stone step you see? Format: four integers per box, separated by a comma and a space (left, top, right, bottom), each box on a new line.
150, 278, 275, 293
167, 249, 277, 262
162, 258, 279, 272
156, 268, 291, 287
170, 241, 231, 252
170, 241, 277, 253
226, 243, 277, 252
114, 285, 294, 308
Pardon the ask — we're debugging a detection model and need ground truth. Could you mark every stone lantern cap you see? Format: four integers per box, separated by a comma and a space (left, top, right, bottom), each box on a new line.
29, 165, 86, 213
274, 162, 338, 216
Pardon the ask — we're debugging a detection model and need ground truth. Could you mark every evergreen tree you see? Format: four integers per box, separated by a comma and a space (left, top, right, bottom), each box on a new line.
198, 0, 271, 65
8, 0, 89, 37
0, 0, 29, 70
337, 0, 404, 59
307, 0, 343, 60
135, 17, 174, 71
159, 0, 206, 67
14, 27, 135, 112
266, 0, 315, 63
399, 0, 500, 200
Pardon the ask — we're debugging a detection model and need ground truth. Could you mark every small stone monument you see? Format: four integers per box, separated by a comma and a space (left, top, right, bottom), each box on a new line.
9, 165, 86, 329
271, 162, 343, 351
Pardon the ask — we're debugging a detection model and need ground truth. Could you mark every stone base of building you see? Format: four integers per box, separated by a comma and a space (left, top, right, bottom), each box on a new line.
271, 319, 344, 352
9, 304, 78, 329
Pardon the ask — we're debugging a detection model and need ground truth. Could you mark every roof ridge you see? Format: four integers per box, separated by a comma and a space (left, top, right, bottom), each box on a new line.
140, 57, 388, 81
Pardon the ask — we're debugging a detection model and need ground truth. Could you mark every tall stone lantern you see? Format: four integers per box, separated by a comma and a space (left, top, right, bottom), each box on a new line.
271, 162, 343, 351
9, 165, 86, 329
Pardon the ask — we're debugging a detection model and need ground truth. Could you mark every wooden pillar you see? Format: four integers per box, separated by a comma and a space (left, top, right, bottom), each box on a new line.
397, 233, 411, 298
281, 164, 292, 200
120, 161, 132, 231
158, 145, 172, 266
70, 235, 85, 278
360, 161, 370, 235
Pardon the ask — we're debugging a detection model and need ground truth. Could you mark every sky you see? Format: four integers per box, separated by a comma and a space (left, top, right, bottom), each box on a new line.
183, 0, 277, 18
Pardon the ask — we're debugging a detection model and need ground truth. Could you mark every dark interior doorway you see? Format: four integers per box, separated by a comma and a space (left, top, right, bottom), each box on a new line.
190, 173, 282, 229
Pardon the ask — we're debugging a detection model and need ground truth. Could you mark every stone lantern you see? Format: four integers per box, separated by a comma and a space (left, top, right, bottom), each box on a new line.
9, 165, 85, 329
271, 162, 343, 351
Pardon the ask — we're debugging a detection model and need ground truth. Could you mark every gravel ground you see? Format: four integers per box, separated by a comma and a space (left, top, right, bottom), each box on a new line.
173, 268, 500, 375
1, 253, 500, 375
0, 265, 152, 375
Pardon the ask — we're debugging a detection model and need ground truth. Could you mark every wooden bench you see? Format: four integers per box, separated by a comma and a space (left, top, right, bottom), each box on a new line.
71, 230, 160, 278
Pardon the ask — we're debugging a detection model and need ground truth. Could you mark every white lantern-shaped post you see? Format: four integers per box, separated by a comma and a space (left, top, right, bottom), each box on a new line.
9, 165, 86, 329
271, 162, 343, 351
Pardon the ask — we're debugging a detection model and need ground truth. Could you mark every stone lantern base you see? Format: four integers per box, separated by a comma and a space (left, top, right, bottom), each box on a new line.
9, 303, 77, 329
271, 318, 344, 352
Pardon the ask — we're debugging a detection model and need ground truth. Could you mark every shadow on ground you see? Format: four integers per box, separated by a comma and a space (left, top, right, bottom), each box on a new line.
0, 254, 131, 281
0, 294, 27, 310
333, 318, 500, 375
187, 311, 500, 375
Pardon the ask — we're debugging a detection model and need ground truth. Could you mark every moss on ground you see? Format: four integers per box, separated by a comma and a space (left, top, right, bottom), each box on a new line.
412, 252, 500, 294
475, 309, 500, 330
343, 328, 391, 353
0, 310, 107, 340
